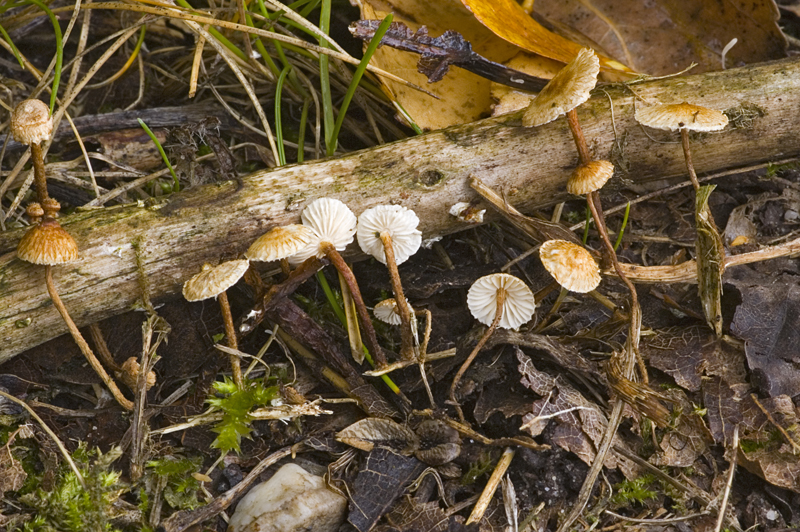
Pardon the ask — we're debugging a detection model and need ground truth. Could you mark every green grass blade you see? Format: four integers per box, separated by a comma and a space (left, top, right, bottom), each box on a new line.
0, 24, 25, 70
318, 0, 335, 155
138, 118, 179, 192
274, 66, 291, 166
328, 14, 392, 154
25, 0, 63, 114
614, 201, 631, 251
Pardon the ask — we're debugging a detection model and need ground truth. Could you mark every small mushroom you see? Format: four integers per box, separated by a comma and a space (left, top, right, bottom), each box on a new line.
17, 218, 133, 410
290, 198, 389, 368
522, 48, 600, 165
246, 224, 315, 275
373, 298, 409, 326
119, 357, 156, 391
538, 240, 601, 293
567, 159, 619, 267
635, 102, 728, 191
635, 102, 728, 335
357, 205, 422, 361
450, 273, 535, 422
183, 260, 250, 387
12, 99, 53, 203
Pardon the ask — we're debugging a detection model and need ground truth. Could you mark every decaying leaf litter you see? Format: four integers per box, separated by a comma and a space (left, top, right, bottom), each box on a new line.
1, 0, 800, 530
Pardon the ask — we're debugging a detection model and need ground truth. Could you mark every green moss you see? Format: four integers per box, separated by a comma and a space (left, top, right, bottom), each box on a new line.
610, 474, 657, 507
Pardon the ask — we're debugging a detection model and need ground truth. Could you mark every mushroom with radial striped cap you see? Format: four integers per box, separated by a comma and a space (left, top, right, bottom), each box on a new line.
17, 219, 78, 266
567, 160, 614, 196
358, 205, 422, 361
290, 197, 357, 265
289, 198, 389, 368
539, 240, 601, 293
522, 48, 600, 128
17, 217, 133, 410
183, 259, 250, 387
246, 224, 315, 263
450, 273, 535, 422
373, 298, 412, 326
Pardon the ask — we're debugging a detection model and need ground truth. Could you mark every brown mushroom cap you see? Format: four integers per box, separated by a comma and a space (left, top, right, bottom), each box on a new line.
182, 259, 249, 301
17, 219, 79, 265
567, 160, 615, 195
522, 48, 600, 127
539, 240, 601, 293
11, 99, 53, 145
246, 224, 315, 262
634, 102, 729, 132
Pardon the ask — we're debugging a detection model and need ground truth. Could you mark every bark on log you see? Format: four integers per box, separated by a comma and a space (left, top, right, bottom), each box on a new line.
2, 57, 800, 359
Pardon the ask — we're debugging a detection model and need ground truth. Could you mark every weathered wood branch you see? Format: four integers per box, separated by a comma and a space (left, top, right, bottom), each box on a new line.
2, 57, 800, 358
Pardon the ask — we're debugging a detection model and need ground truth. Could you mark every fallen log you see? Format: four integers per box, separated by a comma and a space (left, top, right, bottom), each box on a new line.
2, 57, 800, 358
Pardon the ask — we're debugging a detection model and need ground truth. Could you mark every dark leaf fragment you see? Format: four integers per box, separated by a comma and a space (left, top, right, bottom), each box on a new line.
350, 20, 547, 92
348, 447, 427, 532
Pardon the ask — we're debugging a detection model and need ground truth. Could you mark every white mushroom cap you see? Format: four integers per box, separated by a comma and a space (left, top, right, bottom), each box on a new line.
357, 205, 422, 265
246, 224, 315, 262
290, 198, 357, 264
182, 259, 249, 301
539, 240, 601, 293
567, 160, 615, 195
373, 298, 414, 325
634, 102, 729, 132
522, 48, 600, 127
467, 273, 536, 330
11, 99, 53, 145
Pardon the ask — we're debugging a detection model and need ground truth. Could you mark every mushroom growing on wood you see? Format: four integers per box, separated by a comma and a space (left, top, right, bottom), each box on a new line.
183, 259, 250, 387
11, 99, 53, 203
522, 47, 600, 166
449, 273, 535, 422
290, 198, 389, 368
357, 204, 422, 362
17, 208, 133, 410
634, 102, 728, 192
635, 102, 729, 335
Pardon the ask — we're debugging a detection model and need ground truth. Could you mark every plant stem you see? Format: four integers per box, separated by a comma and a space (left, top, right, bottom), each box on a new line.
45, 265, 133, 410
31, 142, 49, 203
449, 289, 506, 423
380, 231, 416, 361
217, 290, 243, 387
320, 241, 388, 368
680, 129, 701, 192
566, 109, 591, 165
467, 447, 515, 524
586, 193, 648, 382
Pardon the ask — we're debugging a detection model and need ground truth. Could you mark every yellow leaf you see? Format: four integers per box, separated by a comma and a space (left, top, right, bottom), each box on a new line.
459, 0, 632, 72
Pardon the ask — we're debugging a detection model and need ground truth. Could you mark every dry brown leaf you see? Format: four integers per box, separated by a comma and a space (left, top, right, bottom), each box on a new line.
460, 0, 632, 72
353, 0, 553, 129
336, 418, 419, 454
532, 0, 786, 75
516, 348, 638, 478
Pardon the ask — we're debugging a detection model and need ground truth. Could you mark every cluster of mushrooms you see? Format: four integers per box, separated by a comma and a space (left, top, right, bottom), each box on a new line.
12, 99, 153, 411
11, 47, 729, 426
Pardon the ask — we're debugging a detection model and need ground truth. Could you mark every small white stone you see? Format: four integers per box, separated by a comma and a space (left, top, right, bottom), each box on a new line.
227, 463, 347, 532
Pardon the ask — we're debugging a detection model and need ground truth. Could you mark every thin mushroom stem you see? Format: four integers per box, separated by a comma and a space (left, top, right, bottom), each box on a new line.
566, 109, 591, 165
217, 290, 243, 388
44, 265, 133, 411
680, 129, 701, 192
586, 194, 648, 382
449, 289, 506, 423
320, 241, 389, 368
30, 143, 50, 204
379, 231, 416, 361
